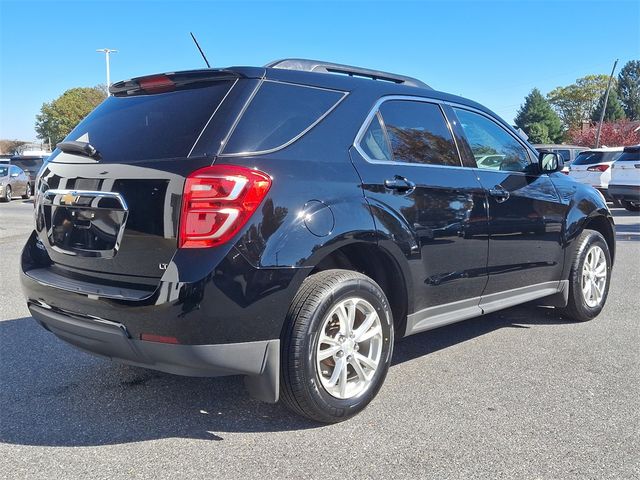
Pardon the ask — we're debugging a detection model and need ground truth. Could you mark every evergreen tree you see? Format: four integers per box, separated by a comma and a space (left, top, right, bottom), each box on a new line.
514, 88, 564, 143
591, 88, 626, 122
617, 60, 640, 120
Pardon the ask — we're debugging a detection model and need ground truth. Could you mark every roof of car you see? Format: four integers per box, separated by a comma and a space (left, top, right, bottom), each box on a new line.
533, 144, 586, 149
579, 146, 625, 152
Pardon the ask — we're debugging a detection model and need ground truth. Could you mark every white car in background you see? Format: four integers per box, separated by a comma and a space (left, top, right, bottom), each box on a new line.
568, 147, 623, 200
609, 145, 640, 212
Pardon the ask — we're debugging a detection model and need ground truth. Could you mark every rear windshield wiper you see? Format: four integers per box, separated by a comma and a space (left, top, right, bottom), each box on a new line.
57, 141, 100, 159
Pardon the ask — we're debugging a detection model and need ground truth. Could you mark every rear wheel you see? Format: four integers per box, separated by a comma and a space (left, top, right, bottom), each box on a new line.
280, 269, 394, 423
561, 229, 612, 322
22, 183, 31, 199
1, 185, 11, 202
622, 200, 640, 212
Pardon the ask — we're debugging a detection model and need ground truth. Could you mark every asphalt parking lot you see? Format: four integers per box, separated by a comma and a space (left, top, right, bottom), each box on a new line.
1, 198, 639, 480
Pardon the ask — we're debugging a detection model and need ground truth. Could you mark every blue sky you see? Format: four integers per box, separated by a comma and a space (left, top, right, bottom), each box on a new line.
1, 0, 638, 141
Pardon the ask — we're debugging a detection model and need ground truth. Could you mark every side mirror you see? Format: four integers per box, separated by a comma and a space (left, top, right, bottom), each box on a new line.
538, 151, 563, 174
10, 173, 19, 178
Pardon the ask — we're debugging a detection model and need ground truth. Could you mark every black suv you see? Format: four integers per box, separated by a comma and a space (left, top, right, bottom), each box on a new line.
21, 59, 615, 423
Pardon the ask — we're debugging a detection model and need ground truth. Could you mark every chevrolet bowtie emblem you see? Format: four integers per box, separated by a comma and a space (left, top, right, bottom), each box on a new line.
61, 193, 79, 205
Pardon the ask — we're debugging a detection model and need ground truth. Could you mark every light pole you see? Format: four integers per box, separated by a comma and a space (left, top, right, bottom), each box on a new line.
96, 48, 118, 94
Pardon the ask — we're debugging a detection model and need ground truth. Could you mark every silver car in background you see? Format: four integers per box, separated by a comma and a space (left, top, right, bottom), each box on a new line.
0, 164, 31, 202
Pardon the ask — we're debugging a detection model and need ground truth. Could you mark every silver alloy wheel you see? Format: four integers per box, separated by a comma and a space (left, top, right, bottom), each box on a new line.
5, 186, 11, 201
26, 184, 31, 197
581, 245, 607, 308
316, 297, 383, 399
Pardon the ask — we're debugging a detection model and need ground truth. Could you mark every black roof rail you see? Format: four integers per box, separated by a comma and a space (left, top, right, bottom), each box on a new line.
265, 58, 431, 89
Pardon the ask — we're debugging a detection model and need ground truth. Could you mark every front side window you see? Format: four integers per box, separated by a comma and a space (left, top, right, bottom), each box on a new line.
377, 100, 460, 166
453, 108, 530, 172
554, 149, 571, 162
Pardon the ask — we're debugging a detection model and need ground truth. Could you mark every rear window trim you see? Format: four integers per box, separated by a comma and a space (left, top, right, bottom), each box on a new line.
218, 79, 348, 157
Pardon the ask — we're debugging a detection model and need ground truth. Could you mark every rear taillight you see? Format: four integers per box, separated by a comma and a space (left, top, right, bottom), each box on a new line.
587, 164, 610, 172
179, 165, 272, 248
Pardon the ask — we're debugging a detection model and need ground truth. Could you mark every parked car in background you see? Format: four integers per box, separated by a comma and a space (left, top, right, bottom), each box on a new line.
0, 164, 31, 201
609, 145, 640, 211
568, 147, 623, 199
9, 155, 46, 187
20, 59, 616, 423
534, 144, 587, 174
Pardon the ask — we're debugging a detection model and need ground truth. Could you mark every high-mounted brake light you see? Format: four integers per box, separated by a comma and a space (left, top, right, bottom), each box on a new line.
138, 75, 176, 93
587, 164, 610, 172
179, 165, 272, 248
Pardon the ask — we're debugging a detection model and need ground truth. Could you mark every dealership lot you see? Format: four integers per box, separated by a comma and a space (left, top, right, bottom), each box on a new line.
1, 199, 638, 480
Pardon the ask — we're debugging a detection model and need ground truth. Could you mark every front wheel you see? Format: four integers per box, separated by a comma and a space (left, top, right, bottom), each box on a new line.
561, 229, 612, 322
622, 200, 640, 212
1, 185, 11, 202
22, 183, 32, 199
280, 269, 394, 423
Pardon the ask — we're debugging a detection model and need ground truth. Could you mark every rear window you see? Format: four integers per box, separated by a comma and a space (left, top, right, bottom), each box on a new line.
60, 81, 235, 162
616, 151, 640, 162
222, 81, 345, 154
573, 151, 622, 165
10, 157, 44, 174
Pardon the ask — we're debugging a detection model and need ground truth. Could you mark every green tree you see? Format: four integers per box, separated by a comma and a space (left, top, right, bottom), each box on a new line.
514, 88, 564, 143
35, 86, 107, 146
547, 75, 611, 128
590, 88, 626, 122
526, 123, 550, 144
617, 60, 640, 120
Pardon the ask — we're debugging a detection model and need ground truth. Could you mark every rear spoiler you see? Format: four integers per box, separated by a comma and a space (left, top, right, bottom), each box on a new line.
109, 69, 243, 96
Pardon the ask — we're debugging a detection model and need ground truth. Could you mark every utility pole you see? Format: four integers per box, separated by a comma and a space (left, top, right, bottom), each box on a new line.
96, 48, 118, 94
595, 59, 618, 148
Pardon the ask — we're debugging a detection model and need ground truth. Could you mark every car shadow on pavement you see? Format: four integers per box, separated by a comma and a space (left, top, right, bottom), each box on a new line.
0, 305, 574, 447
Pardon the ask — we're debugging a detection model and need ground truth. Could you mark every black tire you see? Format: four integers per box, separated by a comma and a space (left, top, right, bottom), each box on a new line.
561, 229, 612, 322
280, 269, 394, 423
622, 200, 640, 212
22, 183, 31, 199
1, 185, 11, 202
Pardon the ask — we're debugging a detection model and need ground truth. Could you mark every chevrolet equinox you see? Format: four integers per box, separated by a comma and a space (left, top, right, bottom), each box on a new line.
21, 59, 615, 423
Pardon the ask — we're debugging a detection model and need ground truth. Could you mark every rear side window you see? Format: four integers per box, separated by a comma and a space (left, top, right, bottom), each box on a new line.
573, 151, 622, 165
360, 113, 392, 162
61, 81, 235, 162
377, 100, 460, 166
223, 81, 345, 154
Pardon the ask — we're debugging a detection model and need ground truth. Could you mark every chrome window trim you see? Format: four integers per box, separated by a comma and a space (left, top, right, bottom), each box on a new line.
187, 77, 239, 158
219, 79, 349, 157
353, 95, 539, 173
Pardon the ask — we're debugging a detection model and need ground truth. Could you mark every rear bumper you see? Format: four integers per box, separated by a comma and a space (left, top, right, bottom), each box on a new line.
608, 184, 640, 203
29, 304, 280, 402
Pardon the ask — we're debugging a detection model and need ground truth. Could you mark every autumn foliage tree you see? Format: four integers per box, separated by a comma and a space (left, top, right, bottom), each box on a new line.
568, 119, 640, 148
35, 86, 107, 147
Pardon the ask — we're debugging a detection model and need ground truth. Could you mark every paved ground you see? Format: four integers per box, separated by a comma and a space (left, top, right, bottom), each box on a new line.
1, 198, 639, 480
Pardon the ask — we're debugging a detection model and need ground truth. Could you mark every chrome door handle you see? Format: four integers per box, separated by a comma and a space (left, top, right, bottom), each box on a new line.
488, 186, 510, 203
384, 176, 416, 193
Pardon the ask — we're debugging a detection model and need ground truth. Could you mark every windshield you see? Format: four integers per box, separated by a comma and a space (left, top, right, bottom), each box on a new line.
0, 166, 8, 176
573, 151, 622, 165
